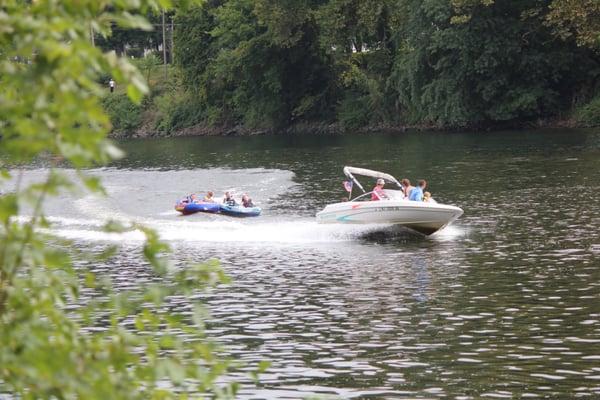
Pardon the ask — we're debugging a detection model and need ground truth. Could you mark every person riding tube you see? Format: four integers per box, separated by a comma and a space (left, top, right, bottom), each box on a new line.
241, 194, 254, 208
203, 191, 215, 202
223, 191, 237, 206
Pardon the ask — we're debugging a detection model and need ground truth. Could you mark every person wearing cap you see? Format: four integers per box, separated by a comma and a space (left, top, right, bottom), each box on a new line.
371, 178, 388, 201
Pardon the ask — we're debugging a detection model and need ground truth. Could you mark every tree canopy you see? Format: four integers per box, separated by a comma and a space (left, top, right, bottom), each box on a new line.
169, 0, 600, 130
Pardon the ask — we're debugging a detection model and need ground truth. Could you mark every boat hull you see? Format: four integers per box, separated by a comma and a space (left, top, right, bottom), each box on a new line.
316, 200, 463, 235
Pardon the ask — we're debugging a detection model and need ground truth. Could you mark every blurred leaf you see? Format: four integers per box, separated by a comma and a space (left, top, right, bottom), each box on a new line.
84, 272, 97, 288
93, 245, 119, 261
0, 193, 18, 224
78, 173, 106, 195
250, 360, 271, 383
43, 248, 71, 269
103, 220, 130, 233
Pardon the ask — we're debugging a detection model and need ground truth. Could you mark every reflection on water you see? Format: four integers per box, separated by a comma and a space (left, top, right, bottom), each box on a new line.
10, 129, 600, 398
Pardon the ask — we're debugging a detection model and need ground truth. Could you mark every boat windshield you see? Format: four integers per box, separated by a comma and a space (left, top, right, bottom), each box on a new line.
351, 192, 375, 202
351, 189, 404, 202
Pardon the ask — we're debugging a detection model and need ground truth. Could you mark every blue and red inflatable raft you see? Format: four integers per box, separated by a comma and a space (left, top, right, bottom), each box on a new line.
175, 196, 261, 217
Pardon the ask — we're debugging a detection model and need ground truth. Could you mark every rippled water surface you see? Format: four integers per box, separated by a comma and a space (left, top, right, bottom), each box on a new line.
15, 130, 600, 398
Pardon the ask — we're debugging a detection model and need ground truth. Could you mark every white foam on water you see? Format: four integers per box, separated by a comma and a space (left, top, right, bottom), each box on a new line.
52, 227, 147, 242
431, 224, 466, 241
153, 219, 395, 244
49, 217, 395, 244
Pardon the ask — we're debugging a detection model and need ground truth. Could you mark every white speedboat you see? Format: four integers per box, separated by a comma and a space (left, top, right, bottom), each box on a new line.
316, 167, 463, 235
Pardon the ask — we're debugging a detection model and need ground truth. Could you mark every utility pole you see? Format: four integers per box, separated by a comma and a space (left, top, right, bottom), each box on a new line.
170, 16, 174, 64
162, 10, 167, 81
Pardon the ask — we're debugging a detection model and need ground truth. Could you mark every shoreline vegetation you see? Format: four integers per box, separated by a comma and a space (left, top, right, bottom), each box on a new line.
108, 116, 587, 139
103, 68, 590, 138
100, 1, 600, 138
105, 80, 587, 138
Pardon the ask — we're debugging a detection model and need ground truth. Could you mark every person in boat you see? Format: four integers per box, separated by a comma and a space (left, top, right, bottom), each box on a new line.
203, 191, 215, 202
371, 178, 389, 200
241, 194, 254, 208
401, 178, 414, 199
223, 191, 237, 206
423, 191, 431, 202
409, 179, 427, 201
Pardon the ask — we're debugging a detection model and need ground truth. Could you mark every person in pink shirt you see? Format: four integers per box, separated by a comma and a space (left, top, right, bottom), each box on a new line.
371, 178, 388, 200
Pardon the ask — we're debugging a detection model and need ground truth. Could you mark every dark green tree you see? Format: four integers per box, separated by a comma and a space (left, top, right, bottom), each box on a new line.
316, 0, 400, 128
174, 2, 222, 90
391, 0, 598, 127
174, 0, 335, 129
171, 0, 600, 131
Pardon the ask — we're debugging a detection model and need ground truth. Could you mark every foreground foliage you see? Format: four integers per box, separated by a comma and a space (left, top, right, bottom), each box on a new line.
1, 1, 265, 398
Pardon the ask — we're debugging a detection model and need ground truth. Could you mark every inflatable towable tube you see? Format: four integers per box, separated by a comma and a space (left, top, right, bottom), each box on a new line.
219, 204, 261, 217
175, 196, 220, 215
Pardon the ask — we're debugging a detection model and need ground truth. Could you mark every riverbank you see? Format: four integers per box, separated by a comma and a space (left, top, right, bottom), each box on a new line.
107, 112, 584, 139
109, 120, 411, 139
103, 67, 594, 139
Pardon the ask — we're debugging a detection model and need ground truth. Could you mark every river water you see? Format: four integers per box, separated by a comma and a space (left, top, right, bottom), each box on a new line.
15, 130, 600, 398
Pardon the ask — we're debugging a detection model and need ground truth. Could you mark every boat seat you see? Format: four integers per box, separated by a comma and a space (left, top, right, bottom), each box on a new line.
382, 189, 405, 200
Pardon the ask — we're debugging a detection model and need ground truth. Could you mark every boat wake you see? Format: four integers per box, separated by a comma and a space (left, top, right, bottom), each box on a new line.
47, 216, 402, 245
7, 167, 462, 246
